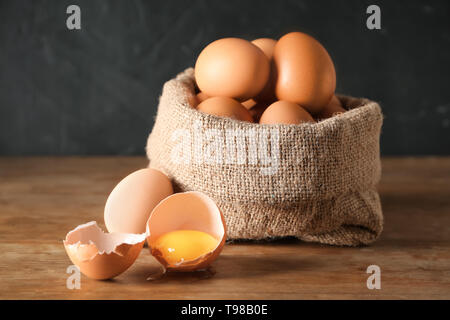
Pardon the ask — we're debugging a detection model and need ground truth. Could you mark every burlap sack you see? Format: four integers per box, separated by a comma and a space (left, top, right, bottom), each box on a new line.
146, 68, 383, 246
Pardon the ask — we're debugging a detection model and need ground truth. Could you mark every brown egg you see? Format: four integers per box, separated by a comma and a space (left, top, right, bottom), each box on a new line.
316, 95, 346, 120
195, 38, 270, 101
104, 168, 173, 234
146, 191, 226, 272
252, 38, 277, 59
274, 32, 336, 114
64, 221, 146, 280
196, 91, 210, 104
197, 97, 254, 122
252, 38, 278, 104
259, 100, 315, 125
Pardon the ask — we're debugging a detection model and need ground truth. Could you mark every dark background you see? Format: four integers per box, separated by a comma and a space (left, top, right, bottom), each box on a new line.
0, 0, 449, 155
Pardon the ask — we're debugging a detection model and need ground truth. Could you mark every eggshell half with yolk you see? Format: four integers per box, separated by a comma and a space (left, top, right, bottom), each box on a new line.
146, 191, 226, 272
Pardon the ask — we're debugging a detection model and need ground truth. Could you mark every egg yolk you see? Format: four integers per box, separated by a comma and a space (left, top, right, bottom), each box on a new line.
152, 230, 219, 265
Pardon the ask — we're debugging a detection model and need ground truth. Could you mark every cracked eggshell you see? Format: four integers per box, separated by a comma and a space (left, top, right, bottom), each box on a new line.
146, 191, 227, 272
63, 221, 146, 280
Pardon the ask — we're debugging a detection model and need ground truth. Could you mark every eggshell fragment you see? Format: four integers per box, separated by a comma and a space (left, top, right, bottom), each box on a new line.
274, 32, 336, 114
197, 97, 254, 122
316, 95, 346, 120
259, 100, 315, 125
104, 168, 173, 234
146, 191, 227, 272
195, 38, 270, 101
63, 221, 145, 280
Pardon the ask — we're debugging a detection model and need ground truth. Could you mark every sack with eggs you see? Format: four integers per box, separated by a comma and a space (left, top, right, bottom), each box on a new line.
146, 33, 384, 246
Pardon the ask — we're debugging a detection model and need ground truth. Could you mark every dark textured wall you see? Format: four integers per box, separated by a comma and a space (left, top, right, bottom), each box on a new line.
0, 0, 449, 155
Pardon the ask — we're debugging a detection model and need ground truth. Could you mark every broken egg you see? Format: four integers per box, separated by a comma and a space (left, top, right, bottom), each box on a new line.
146, 191, 226, 272
63, 221, 146, 280
152, 230, 219, 266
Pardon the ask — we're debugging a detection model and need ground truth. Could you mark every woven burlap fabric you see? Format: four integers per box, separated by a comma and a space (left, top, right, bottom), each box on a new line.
146, 68, 383, 246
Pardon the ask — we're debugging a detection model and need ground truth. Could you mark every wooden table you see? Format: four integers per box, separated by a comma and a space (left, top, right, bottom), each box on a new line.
0, 157, 449, 299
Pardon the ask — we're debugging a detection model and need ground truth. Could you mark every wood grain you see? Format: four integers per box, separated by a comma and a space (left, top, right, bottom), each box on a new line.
0, 156, 449, 299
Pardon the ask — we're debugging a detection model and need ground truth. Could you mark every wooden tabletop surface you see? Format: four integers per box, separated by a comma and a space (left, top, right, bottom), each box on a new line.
0, 156, 449, 300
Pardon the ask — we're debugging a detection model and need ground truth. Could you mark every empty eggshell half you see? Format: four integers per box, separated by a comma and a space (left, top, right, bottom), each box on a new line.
63, 221, 146, 280
146, 191, 226, 272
